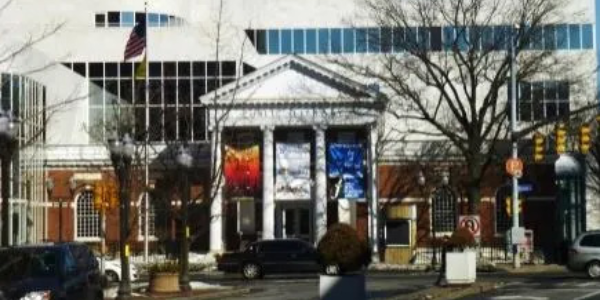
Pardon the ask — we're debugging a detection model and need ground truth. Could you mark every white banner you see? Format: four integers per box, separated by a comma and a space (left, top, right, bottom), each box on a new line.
275, 143, 311, 200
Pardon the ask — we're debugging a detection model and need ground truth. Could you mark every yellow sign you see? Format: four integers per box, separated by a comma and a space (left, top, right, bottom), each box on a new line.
186, 226, 190, 238
505, 197, 523, 216
125, 244, 130, 257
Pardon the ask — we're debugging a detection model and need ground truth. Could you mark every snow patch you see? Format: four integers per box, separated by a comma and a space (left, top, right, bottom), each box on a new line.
191, 281, 226, 290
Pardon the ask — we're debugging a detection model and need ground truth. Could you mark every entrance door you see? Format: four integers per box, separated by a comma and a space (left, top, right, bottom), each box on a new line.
280, 204, 311, 242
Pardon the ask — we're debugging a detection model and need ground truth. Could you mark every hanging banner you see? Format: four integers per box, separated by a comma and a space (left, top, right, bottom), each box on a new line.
328, 143, 365, 200
224, 144, 260, 197
275, 143, 311, 200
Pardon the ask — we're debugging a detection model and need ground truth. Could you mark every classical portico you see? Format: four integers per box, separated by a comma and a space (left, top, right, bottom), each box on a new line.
201, 55, 385, 253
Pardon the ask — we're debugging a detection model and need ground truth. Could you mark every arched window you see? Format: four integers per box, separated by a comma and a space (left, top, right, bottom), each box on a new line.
138, 193, 157, 240
75, 191, 100, 240
431, 187, 457, 232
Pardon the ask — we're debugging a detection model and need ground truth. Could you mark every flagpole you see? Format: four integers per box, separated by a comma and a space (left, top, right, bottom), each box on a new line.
143, 0, 150, 264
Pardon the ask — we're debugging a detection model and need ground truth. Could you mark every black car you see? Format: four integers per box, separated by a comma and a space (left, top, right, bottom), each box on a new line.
0, 243, 104, 300
217, 239, 320, 279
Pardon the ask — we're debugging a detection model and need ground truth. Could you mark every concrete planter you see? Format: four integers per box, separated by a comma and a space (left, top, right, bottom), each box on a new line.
319, 273, 366, 300
149, 272, 179, 293
445, 250, 477, 284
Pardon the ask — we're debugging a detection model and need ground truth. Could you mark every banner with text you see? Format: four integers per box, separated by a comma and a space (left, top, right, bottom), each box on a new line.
275, 143, 312, 200
327, 143, 365, 200
224, 144, 261, 197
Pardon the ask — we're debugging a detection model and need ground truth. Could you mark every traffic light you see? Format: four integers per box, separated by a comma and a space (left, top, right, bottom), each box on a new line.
579, 124, 591, 154
533, 133, 544, 162
556, 123, 567, 154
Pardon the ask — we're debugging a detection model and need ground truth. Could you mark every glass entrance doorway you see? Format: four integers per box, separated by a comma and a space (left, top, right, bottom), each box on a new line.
276, 202, 311, 242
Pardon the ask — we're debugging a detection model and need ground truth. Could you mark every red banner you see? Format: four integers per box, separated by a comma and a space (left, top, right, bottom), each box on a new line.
224, 144, 260, 197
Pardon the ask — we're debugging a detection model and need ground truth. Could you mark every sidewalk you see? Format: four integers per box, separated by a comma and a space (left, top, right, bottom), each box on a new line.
104, 282, 251, 300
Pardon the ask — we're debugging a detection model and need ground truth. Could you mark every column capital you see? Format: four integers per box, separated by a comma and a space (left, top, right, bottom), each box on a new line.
208, 125, 223, 133
312, 124, 327, 132
260, 125, 275, 132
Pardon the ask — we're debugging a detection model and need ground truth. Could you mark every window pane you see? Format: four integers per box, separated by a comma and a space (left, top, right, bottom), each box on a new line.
281, 29, 292, 54
192, 79, 206, 103
582, 24, 593, 49
469, 26, 482, 51
149, 107, 162, 141
493, 26, 508, 50
89, 63, 103, 78
164, 79, 176, 105
558, 102, 570, 116
393, 27, 404, 52
121, 12, 134, 27
178, 79, 190, 103
380, 27, 392, 53
178, 61, 191, 77
134, 106, 146, 140
119, 79, 133, 104
318, 28, 329, 54
256, 30, 267, 54
343, 28, 355, 53
558, 82, 569, 99
149, 62, 161, 78
95, 14, 106, 27
530, 26, 543, 50
105, 63, 118, 77
90, 80, 104, 105
406, 27, 417, 50
163, 62, 176, 77
556, 24, 568, 50
268, 30, 280, 54
193, 107, 206, 140
293, 29, 305, 53
368, 27, 380, 53
221, 61, 236, 76
545, 102, 557, 118
356, 28, 367, 53
543, 25, 556, 50
431, 27, 442, 51
149, 79, 161, 104
569, 24, 581, 49
159, 14, 168, 27
148, 13, 159, 27
545, 81, 557, 101
107, 12, 120, 27
519, 102, 531, 121
443, 26, 455, 51
120, 62, 132, 78
192, 62, 205, 77
135, 12, 145, 24
179, 106, 191, 140
482, 26, 494, 50
73, 63, 86, 77
417, 27, 430, 50
331, 28, 342, 53
520, 82, 531, 101
306, 29, 317, 54
164, 107, 176, 141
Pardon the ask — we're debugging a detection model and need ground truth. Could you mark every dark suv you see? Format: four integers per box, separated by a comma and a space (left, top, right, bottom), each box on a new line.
217, 239, 320, 279
0, 243, 103, 300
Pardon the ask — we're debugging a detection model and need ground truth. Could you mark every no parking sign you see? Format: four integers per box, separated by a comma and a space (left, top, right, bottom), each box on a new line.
458, 215, 481, 238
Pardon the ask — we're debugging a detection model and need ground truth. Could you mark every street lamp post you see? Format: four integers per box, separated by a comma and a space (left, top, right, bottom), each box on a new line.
510, 24, 521, 269
176, 145, 193, 292
418, 171, 436, 267
0, 109, 18, 247
110, 133, 134, 300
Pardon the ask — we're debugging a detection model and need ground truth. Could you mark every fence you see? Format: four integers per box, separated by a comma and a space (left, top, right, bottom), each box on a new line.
411, 243, 545, 265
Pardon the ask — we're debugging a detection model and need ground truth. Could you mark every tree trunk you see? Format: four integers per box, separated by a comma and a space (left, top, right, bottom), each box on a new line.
466, 155, 483, 215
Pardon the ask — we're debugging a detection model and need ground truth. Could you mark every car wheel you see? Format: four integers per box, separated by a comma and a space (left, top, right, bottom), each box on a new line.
324, 264, 340, 275
242, 262, 261, 279
587, 261, 600, 278
106, 270, 119, 283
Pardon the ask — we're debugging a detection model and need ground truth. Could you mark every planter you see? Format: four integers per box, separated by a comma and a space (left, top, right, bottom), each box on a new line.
445, 250, 476, 284
319, 274, 366, 300
149, 272, 179, 293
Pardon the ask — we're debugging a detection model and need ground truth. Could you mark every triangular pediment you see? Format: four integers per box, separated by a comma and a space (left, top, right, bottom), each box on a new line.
200, 55, 377, 106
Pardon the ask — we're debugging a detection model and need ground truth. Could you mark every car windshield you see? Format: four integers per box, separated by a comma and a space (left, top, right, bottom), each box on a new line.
0, 249, 60, 281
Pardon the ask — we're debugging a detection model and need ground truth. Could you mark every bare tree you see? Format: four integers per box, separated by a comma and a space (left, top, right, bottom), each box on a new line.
331, 0, 596, 213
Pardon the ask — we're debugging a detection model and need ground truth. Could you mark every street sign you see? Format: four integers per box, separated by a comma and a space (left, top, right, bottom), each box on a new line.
458, 215, 481, 238
509, 227, 526, 245
506, 158, 524, 178
518, 184, 533, 193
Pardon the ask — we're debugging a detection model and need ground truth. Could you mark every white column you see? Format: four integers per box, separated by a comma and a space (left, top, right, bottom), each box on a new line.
210, 128, 224, 253
368, 123, 380, 262
314, 125, 327, 243
262, 126, 275, 240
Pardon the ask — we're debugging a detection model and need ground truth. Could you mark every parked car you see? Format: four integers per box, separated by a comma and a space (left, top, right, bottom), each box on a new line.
568, 230, 600, 278
0, 243, 104, 300
217, 239, 320, 279
96, 257, 139, 283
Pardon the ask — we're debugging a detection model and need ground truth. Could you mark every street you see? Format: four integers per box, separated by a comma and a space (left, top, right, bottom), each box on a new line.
458, 274, 600, 300
189, 272, 435, 300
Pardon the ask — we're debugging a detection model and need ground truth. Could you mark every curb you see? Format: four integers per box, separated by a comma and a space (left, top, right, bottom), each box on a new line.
166, 287, 252, 300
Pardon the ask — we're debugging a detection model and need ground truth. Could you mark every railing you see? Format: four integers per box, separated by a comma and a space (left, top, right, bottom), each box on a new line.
411, 243, 545, 265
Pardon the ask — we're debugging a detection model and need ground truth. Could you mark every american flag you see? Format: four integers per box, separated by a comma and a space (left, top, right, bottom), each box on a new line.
124, 19, 146, 60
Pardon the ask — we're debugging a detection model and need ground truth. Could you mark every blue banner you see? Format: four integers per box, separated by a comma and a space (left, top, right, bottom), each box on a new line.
328, 143, 365, 199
